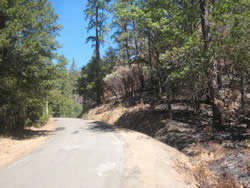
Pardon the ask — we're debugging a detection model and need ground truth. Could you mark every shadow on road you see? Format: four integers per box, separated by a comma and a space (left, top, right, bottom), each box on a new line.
55, 127, 65, 132
86, 121, 117, 133
4, 129, 54, 140
85, 121, 134, 134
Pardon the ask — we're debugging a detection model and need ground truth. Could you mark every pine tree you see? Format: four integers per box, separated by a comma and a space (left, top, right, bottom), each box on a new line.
0, 0, 61, 131
84, 0, 110, 103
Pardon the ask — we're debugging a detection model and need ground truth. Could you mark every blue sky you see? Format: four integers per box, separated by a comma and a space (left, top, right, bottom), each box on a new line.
50, 0, 109, 70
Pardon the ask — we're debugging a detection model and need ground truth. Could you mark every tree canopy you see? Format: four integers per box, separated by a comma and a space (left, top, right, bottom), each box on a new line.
78, 0, 249, 128
0, 0, 81, 133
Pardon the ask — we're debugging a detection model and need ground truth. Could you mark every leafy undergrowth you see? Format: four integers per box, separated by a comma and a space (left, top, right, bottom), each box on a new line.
88, 101, 249, 188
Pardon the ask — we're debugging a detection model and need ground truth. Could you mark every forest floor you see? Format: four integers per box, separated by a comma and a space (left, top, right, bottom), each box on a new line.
88, 100, 250, 187
0, 118, 56, 167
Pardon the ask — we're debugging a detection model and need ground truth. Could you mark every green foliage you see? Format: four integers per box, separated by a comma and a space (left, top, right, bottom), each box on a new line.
77, 55, 102, 102
81, 113, 88, 119
0, 1, 82, 132
85, 0, 110, 45
34, 113, 50, 127
0, 0, 61, 132
83, 0, 111, 103
49, 57, 82, 118
77, 46, 116, 105
78, 0, 249, 126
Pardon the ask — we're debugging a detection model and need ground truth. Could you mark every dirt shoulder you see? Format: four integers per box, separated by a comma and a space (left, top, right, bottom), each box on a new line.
0, 118, 56, 167
119, 130, 196, 188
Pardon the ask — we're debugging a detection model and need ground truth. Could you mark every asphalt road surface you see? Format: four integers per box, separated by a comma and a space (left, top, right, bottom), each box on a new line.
0, 118, 128, 188
0, 118, 194, 188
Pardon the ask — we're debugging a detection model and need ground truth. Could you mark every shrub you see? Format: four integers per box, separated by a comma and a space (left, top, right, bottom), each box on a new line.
103, 66, 141, 99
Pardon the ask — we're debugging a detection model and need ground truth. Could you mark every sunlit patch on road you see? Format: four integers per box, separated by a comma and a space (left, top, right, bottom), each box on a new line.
96, 162, 117, 177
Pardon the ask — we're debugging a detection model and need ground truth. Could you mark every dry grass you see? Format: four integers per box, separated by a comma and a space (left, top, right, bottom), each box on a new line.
0, 118, 55, 167
191, 161, 241, 188
192, 161, 216, 187
173, 152, 198, 187
216, 173, 239, 188
189, 143, 244, 188
88, 102, 131, 124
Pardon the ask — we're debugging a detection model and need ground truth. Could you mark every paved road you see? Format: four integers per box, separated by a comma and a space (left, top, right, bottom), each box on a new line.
0, 118, 128, 188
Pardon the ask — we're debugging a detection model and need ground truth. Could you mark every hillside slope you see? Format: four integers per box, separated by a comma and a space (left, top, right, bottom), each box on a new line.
88, 102, 250, 187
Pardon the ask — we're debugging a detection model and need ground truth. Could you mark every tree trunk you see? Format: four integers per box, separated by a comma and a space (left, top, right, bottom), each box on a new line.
46, 100, 49, 115
200, 0, 210, 49
193, 93, 201, 114
18, 100, 25, 130
167, 90, 173, 120
148, 32, 153, 88
124, 24, 131, 67
156, 50, 163, 96
200, 0, 224, 128
132, 19, 144, 91
241, 74, 246, 108
132, 19, 139, 56
95, 4, 101, 104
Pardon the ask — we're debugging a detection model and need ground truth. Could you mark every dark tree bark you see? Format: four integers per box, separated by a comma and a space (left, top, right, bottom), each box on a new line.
132, 19, 139, 56
155, 50, 163, 95
200, 0, 210, 50
124, 23, 131, 67
167, 90, 173, 120
148, 32, 153, 87
200, 0, 224, 128
132, 19, 144, 91
241, 73, 246, 108
95, 4, 101, 104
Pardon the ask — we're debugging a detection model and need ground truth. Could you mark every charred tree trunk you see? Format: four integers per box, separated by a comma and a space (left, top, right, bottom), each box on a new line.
132, 19, 144, 92
124, 24, 131, 68
167, 89, 173, 120
200, 0, 224, 128
241, 74, 246, 108
148, 32, 153, 88
193, 93, 201, 114
156, 50, 163, 96
132, 19, 139, 56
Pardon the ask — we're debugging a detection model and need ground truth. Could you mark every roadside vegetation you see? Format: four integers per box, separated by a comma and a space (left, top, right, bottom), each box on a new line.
0, 0, 82, 134
0, 0, 248, 186
78, 0, 249, 128
78, 0, 249, 187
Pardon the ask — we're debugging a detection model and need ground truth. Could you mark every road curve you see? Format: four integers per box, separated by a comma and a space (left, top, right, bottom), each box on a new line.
0, 118, 194, 188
